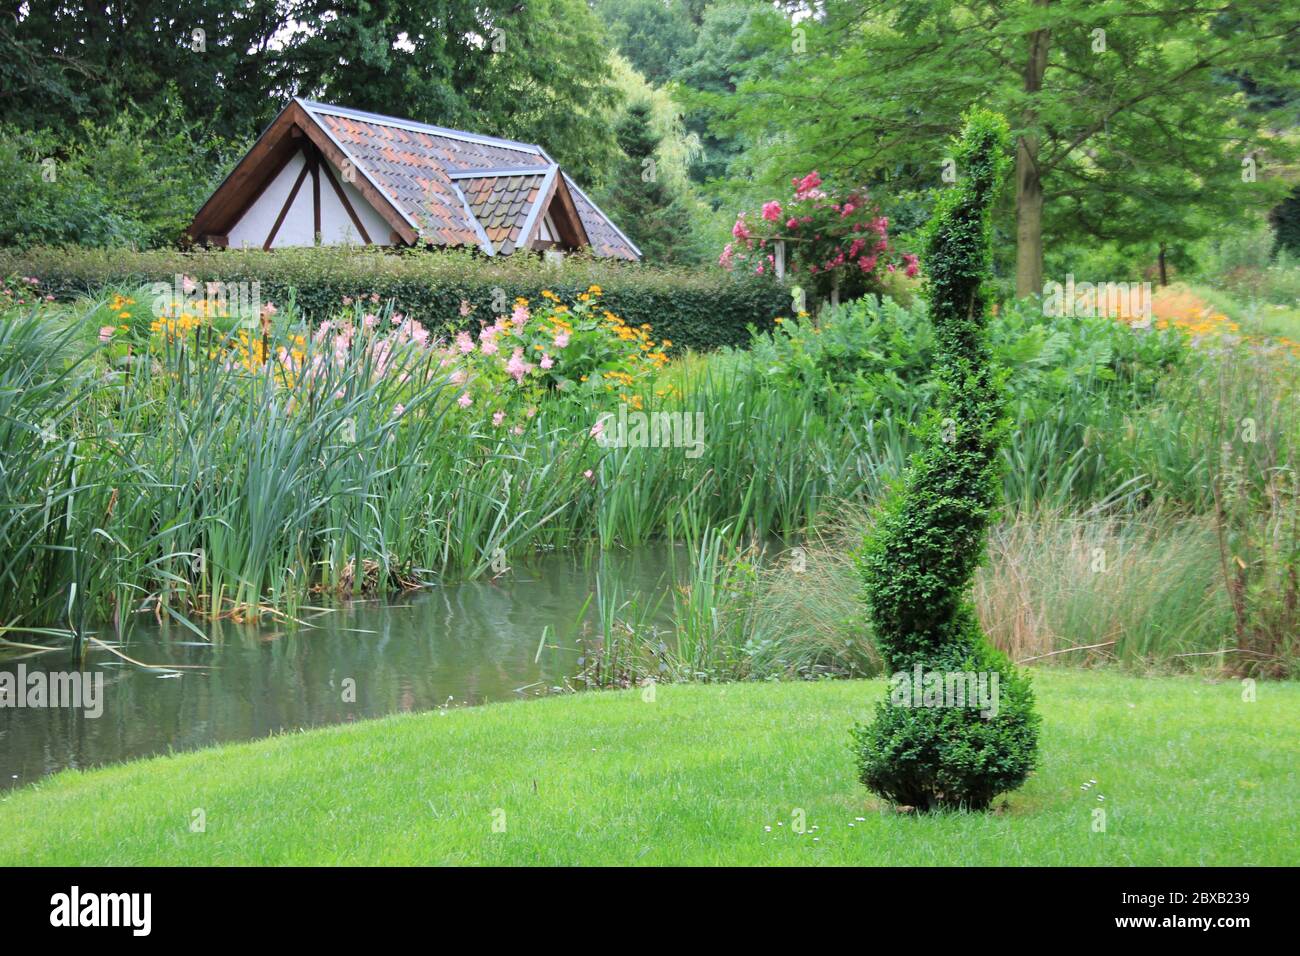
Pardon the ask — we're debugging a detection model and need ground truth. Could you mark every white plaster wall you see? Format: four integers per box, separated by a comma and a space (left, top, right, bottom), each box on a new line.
226, 151, 394, 248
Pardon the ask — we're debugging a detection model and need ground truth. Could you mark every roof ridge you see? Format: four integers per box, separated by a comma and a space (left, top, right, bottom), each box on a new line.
297, 99, 542, 156
447, 166, 551, 179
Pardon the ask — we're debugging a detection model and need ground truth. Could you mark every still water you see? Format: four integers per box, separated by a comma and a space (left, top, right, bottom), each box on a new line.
0, 546, 681, 791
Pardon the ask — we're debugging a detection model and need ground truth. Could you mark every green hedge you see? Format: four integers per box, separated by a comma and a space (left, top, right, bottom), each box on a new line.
0, 245, 789, 351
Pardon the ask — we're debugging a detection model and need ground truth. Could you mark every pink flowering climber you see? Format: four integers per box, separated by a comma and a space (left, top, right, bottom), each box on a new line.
793, 171, 822, 200
762, 200, 783, 222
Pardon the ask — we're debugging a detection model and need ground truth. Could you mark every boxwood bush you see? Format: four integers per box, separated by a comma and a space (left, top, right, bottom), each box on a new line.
0, 245, 788, 351
853, 110, 1040, 811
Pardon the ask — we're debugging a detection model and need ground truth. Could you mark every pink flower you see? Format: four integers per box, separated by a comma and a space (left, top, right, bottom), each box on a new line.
457, 392, 473, 408
455, 331, 475, 354
492, 410, 506, 427
181, 275, 197, 294
342, 296, 353, 306
362, 313, 379, 329
786, 218, 799, 229
512, 425, 524, 436
540, 353, 554, 370
98, 325, 114, 342
590, 419, 605, 439
450, 369, 467, 386
393, 403, 406, 417
480, 334, 499, 356
793, 171, 822, 200
505, 348, 532, 383
459, 299, 473, 317
583, 469, 594, 481
841, 203, 856, 217
761, 200, 783, 222
903, 253, 920, 278
554, 331, 570, 348
511, 303, 530, 328
731, 216, 751, 241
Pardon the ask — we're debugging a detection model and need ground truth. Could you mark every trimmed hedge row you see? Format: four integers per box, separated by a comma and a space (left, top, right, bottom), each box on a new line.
0, 245, 790, 351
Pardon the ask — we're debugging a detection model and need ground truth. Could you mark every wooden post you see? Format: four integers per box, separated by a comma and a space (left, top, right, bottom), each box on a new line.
774, 240, 786, 280
831, 272, 841, 308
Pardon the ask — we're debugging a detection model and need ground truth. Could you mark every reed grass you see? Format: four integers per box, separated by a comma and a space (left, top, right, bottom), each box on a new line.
2, 289, 1297, 646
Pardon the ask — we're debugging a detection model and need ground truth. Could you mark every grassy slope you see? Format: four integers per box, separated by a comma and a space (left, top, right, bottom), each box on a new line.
2, 670, 1296, 866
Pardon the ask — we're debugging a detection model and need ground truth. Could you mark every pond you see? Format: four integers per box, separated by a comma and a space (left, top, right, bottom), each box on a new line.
0, 546, 682, 791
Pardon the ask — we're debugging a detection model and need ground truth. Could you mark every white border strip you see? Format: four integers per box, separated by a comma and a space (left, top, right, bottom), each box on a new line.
450, 182, 496, 256
514, 165, 559, 255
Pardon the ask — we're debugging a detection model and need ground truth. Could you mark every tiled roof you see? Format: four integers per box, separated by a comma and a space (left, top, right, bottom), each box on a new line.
564, 173, 640, 261
455, 172, 547, 255
296, 100, 639, 259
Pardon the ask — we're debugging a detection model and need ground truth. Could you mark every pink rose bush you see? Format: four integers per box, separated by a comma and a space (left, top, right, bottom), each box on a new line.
720, 172, 919, 303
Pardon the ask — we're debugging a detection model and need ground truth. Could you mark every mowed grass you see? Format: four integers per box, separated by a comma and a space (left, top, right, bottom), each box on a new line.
1, 670, 1296, 865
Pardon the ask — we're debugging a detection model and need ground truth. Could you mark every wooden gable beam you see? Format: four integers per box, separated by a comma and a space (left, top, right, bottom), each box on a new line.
320, 158, 372, 244
263, 144, 311, 251
525, 170, 589, 252
188, 101, 418, 247
289, 103, 418, 245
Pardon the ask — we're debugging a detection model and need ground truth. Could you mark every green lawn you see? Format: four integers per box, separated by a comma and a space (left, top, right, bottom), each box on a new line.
2, 669, 1296, 865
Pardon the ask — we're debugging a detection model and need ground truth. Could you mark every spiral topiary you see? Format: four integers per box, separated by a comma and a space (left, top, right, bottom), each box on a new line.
852, 110, 1040, 812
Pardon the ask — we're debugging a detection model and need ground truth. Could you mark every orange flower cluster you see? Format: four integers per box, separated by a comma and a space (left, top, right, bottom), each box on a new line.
1110, 286, 1300, 359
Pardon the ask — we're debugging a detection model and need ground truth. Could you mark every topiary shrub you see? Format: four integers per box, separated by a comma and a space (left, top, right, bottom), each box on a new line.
852, 110, 1040, 812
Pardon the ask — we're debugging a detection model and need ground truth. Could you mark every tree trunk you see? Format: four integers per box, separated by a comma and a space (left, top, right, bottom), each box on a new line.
1015, 7, 1051, 299
1015, 140, 1044, 298
1158, 243, 1168, 286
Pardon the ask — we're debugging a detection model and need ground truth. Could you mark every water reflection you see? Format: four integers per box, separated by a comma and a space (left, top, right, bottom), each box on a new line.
0, 545, 680, 790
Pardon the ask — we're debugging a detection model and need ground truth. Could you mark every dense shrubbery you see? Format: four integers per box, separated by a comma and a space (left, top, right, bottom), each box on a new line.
750, 295, 1188, 413
0, 112, 239, 249
0, 245, 789, 352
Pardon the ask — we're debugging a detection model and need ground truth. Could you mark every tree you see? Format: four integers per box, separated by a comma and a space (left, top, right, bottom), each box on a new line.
598, 101, 695, 263
0, 0, 620, 183
670, 0, 784, 188
728, 1, 1300, 295
853, 111, 1039, 812
594, 0, 696, 86
0, 102, 238, 248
